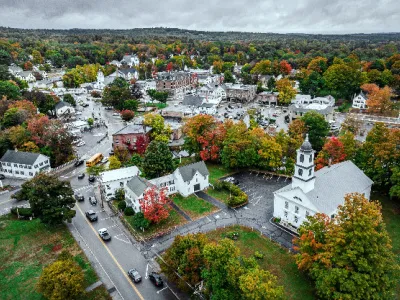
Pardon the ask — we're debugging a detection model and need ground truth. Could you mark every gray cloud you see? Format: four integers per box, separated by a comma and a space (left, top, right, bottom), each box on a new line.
0, 0, 399, 33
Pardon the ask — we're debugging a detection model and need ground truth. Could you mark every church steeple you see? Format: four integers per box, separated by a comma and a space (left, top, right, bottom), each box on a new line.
292, 134, 316, 193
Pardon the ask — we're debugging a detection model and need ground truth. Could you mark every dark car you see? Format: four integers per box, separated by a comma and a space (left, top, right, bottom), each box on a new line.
0, 174, 5, 180
89, 196, 97, 206
149, 272, 163, 287
109, 150, 114, 156
88, 175, 96, 182
74, 159, 84, 167
75, 193, 84, 201
98, 228, 111, 241
128, 268, 142, 283
85, 210, 98, 222
78, 173, 85, 179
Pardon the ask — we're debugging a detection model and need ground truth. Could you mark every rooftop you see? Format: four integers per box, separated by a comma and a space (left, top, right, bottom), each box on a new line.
99, 166, 140, 183
113, 125, 152, 136
177, 161, 209, 182
0, 150, 43, 165
126, 176, 154, 197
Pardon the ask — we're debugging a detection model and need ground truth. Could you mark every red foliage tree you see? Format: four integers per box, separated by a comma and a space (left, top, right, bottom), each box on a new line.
135, 135, 149, 155
315, 136, 347, 170
279, 60, 292, 75
166, 62, 173, 72
197, 123, 227, 162
23, 61, 33, 71
140, 186, 170, 224
120, 109, 135, 121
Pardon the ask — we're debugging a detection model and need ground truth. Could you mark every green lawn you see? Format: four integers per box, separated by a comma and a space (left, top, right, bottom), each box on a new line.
373, 192, 400, 297
206, 163, 235, 204
0, 215, 110, 300
125, 208, 187, 239
206, 225, 315, 300
172, 194, 218, 219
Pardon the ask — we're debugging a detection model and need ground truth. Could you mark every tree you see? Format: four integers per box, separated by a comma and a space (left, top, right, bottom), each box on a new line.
239, 268, 284, 300
338, 131, 357, 161
183, 114, 218, 155
250, 60, 272, 75
161, 233, 208, 291
102, 78, 131, 110
142, 141, 174, 179
301, 111, 330, 151
276, 78, 296, 104
123, 99, 139, 111
130, 83, 143, 100
63, 94, 76, 106
143, 113, 172, 143
0, 80, 21, 99
6, 125, 29, 147
315, 137, 347, 170
323, 63, 362, 99
14, 173, 76, 224
86, 164, 105, 176
198, 122, 227, 162
140, 186, 170, 224
114, 145, 130, 163
147, 89, 169, 103
2, 107, 23, 127
258, 136, 283, 170
295, 193, 399, 300
109, 155, 121, 170
37, 259, 85, 300
365, 86, 393, 115
307, 56, 328, 74
120, 109, 135, 121
135, 135, 149, 155
223, 70, 235, 83
279, 60, 292, 75
32, 50, 44, 64
0, 49, 12, 65
87, 118, 94, 126
340, 115, 363, 135
0, 64, 11, 81
267, 76, 276, 91
23, 61, 33, 71
299, 71, 325, 97
131, 212, 150, 230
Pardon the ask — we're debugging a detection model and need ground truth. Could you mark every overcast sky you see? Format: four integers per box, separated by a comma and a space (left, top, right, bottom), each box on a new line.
0, 0, 399, 34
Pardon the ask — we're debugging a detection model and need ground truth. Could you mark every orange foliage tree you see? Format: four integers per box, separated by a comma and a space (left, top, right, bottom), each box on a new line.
279, 60, 292, 75
140, 186, 170, 224
315, 136, 347, 170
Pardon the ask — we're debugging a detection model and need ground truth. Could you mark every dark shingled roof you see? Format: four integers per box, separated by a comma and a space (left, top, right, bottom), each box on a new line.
177, 161, 209, 182
0, 150, 41, 165
126, 176, 153, 197
55, 101, 72, 110
182, 95, 203, 107
113, 125, 152, 136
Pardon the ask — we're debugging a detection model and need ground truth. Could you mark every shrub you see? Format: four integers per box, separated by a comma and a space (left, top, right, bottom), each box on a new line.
91, 90, 101, 98
10, 207, 33, 217
124, 206, 135, 216
254, 251, 264, 260
217, 181, 248, 208
213, 180, 224, 190
117, 200, 127, 211
132, 212, 150, 230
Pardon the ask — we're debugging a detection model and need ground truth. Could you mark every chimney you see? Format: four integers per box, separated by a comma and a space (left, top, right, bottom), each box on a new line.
328, 158, 332, 167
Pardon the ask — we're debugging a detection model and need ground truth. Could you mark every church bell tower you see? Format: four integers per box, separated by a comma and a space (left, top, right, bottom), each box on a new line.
292, 134, 316, 193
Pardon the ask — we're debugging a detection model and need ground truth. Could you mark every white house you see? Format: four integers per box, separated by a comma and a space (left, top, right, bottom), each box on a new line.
352, 92, 368, 109
0, 150, 51, 179
55, 101, 75, 118
109, 60, 122, 68
93, 70, 105, 90
99, 166, 141, 201
273, 135, 373, 232
8, 65, 23, 76
125, 161, 210, 212
121, 55, 140, 67
289, 94, 335, 122
16, 71, 36, 82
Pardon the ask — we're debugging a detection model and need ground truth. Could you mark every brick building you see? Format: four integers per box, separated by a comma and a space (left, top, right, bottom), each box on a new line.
112, 125, 152, 152
156, 71, 198, 98
224, 84, 257, 102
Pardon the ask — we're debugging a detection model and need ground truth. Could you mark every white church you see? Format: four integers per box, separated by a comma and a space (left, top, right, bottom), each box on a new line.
273, 135, 373, 232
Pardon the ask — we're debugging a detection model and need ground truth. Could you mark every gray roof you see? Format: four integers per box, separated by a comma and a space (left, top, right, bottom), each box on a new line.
276, 160, 373, 215
126, 176, 153, 197
119, 68, 136, 75
182, 95, 203, 107
289, 104, 334, 115
19, 71, 33, 77
113, 125, 152, 136
55, 101, 72, 110
0, 150, 42, 165
177, 161, 209, 182
300, 135, 313, 152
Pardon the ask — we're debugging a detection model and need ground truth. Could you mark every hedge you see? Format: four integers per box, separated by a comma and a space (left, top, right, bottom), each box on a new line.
214, 180, 248, 208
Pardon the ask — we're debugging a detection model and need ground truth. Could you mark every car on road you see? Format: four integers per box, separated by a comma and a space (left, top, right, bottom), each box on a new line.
330, 125, 340, 131
74, 159, 84, 167
224, 177, 239, 185
148, 272, 163, 287
109, 150, 114, 156
128, 268, 142, 283
112, 112, 120, 116
77, 141, 86, 147
85, 210, 98, 222
88, 175, 96, 183
75, 193, 84, 201
0, 174, 5, 179
89, 196, 97, 206
82, 103, 89, 107
77, 173, 85, 179
101, 157, 109, 164
98, 228, 111, 241
75, 111, 82, 115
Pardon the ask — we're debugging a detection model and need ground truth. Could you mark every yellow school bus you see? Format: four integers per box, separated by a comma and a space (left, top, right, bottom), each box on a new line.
86, 153, 103, 167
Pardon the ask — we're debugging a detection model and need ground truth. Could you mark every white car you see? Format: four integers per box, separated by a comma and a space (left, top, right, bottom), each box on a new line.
76, 141, 86, 147
112, 112, 120, 116
330, 125, 340, 131
75, 111, 82, 115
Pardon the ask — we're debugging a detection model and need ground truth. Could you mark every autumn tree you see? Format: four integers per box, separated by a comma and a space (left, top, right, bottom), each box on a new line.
114, 145, 130, 164
365, 85, 393, 115
161, 233, 208, 291
301, 111, 330, 151
279, 60, 292, 75
183, 114, 218, 156
135, 135, 149, 155
250, 60, 272, 75
258, 135, 283, 170
37, 258, 85, 300
315, 136, 346, 170
198, 122, 227, 162
307, 56, 328, 74
14, 173, 76, 224
295, 193, 399, 300
108, 155, 121, 170
143, 113, 172, 143
120, 109, 135, 121
140, 186, 170, 224
142, 141, 174, 179
338, 131, 357, 161
276, 78, 296, 104
23, 61, 33, 70
340, 114, 363, 135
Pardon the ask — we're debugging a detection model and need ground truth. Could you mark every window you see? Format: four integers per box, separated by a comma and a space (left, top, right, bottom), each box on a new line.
300, 154, 304, 163
28, 166, 32, 169
285, 201, 288, 209
170, 186, 175, 192
20, 171, 24, 175
15, 171, 19, 174
39, 162, 43, 166
29, 172, 33, 176
306, 211, 310, 217
284, 211, 288, 217
14, 164, 17, 167
295, 206, 299, 214
298, 168, 303, 176
294, 216, 299, 223
45, 160, 49, 164
196, 178, 198, 183
120, 182, 124, 187
7, 163, 10, 166
1, 162, 5, 166
34, 164, 38, 168
309, 155, 312, 163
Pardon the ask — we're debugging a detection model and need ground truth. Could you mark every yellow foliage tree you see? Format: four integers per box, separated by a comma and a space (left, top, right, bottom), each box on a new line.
276, 78, 296, 104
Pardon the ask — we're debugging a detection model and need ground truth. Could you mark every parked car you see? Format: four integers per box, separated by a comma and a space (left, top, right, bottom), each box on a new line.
88, 175, 96, 183
224, 177, 239, 185
101, 157, 109, 164
78, 173, 85, 179
0, 174, 5, 180
75, 193, 84, 201
82, 103, 89, 107
109, 150, 114, 156
76, 141, 86, 147
89, 196, 97, 206
112, 112, 120, 116
98, 228, 111, 241
85, 210, 98, 222
74, 159, 84, 167
75, 111, 82, 115
128, 268, 142, 283
330, 125, 340, 131
148, 272, 163, 287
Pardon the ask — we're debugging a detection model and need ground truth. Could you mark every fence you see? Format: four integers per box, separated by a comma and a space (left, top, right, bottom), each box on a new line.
48, 158, 78, 176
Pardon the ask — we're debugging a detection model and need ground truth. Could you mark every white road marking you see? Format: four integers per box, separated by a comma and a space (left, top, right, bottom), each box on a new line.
113, 233, 132, 244
145, 263, 149, 279
156, 286, 168, 294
